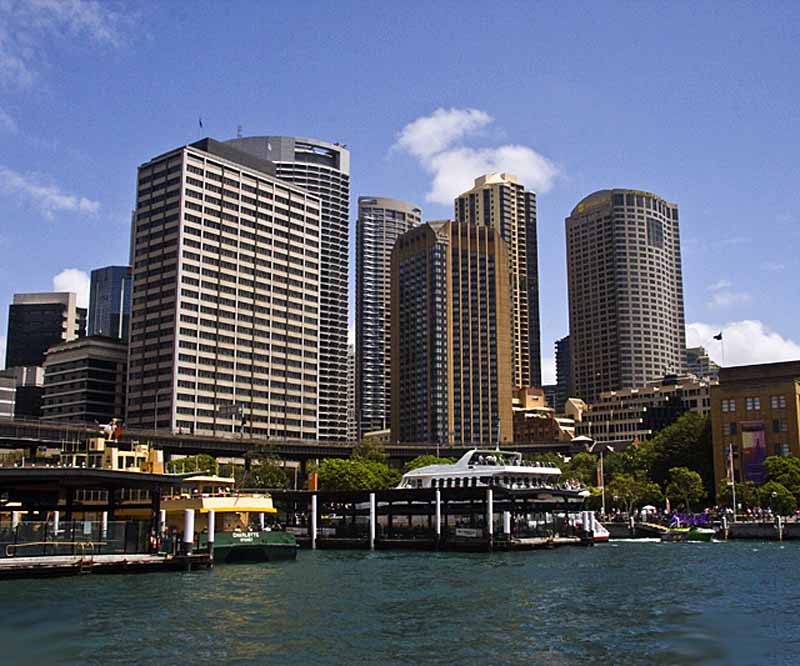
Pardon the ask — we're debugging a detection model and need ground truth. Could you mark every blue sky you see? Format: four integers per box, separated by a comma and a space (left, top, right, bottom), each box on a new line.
1, 1, 799, 381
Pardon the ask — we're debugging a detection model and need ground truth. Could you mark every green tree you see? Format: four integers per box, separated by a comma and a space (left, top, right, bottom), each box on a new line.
403, 455, 455, 474
240, 444, 289, 489
604, 440, 656, 480
563, 452, 598, 486
318, 458, 400, 491
523, 452, 565, 468
764, 456, 800, 496
665, 466, 707, 512
606, 473, 663, 516
166, 454, 217, 474
757, 481, 797, 516
649, 413, 714, 496
716, 481, 757, 509
352, 438, 388, 464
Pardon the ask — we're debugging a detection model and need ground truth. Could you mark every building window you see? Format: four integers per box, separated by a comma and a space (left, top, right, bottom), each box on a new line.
745, 397, 760, 411
721, 399, 736, 413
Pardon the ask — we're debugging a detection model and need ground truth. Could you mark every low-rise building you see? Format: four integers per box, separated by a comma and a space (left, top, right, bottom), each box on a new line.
687, 346, 720, 381
42, 336, 127, 423
577, 376, 714, 446
513, 387, 576, 444
711, 361, 800, 489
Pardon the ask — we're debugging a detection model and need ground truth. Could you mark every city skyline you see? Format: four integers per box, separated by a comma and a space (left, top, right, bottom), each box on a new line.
1, 3, 799, 384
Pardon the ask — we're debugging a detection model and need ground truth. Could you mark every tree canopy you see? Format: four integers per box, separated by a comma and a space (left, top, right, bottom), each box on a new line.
648, 412, 714, 496
757, 480, 797, 515
606, 473, 663, 516
352, 438, 388, 464
318, 458, 400, 491
242, 446, 289, 489
166, 454, 217, 475
665, 466, 706, 512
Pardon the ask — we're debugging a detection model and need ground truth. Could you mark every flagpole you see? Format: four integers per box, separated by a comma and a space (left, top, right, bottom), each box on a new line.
729, 443, 737, 522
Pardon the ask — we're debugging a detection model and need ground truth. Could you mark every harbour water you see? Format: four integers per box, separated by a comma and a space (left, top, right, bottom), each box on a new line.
2, 541, 798, 665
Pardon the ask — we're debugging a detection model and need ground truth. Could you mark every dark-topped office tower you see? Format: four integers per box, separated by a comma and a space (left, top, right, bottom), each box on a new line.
455, 173, 541, 388
5, 292, 86, 368
554, 335, 573, 413
126, 138, 322, 438
390, 220, 512, 446
566, 189, 686, 403
88, 265, 132, 340
356, 196, 422, 438
224, 136, 350, 441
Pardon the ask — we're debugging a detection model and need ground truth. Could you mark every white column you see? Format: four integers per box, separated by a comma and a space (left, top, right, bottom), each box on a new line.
503, 511, 511, 536
159, 509, 167, 533
369, 493, 376, 550
53, 510, 60, 534
486, 488, 494, 536
207, 509, 216, 559
311, 494, 318, 550
11, 511, 20, 529
183, 509, 195, 555
101, 511, 108, 539
259, 512, 265, 530
435, 490, 441, 538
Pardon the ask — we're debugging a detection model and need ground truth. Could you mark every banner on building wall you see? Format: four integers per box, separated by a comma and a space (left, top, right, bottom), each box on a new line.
741, 421, 767, 483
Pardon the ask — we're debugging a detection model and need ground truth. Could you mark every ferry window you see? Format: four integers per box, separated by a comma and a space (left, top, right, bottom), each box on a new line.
447, 479, 452, 488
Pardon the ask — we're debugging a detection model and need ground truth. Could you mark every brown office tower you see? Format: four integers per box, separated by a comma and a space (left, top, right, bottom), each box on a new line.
455, 173, 540, 388
390, 220, 512, 446
126, 138, 322, 438
566, 190, 686, 403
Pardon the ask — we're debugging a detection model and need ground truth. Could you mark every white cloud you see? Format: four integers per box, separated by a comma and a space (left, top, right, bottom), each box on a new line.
394, 108, 558, 205
541, 356, 556, 385
707, 290, 752, 310
0, 0, 125, 87
762, 262, 785, 272
687, 320, 800, 366
395, 108, 492, 159
53, 268, 90, 308
0, 106, 17, 133
0, 165, 100, 219
706, 279, 732, 292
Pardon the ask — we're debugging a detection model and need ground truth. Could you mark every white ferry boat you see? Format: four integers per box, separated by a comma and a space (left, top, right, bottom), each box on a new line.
398, 448, 587, 495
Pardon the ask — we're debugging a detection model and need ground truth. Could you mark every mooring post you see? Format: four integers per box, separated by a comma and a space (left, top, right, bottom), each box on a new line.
486, 487, 494, 551
503, 510, 511, 537
369, 492, 376, 550
721, 515, 728, 541
311, 494, 318, 550
183, 508, 195, 556
101, 511, 108, 541
159, 509, 166, 534
207, 509, 215, 561
435, 489, 441, 548
777, 515, 784, 542
12, 511, 20, 529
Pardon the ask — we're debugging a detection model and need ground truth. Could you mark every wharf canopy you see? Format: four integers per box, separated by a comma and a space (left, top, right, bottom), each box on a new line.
127, 138, 322, 440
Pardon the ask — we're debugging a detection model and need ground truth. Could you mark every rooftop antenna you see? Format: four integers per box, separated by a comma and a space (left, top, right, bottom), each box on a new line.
236, 125, 243, 139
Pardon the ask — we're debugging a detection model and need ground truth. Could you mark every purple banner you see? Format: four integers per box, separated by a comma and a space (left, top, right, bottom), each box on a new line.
741, 421, 766, 483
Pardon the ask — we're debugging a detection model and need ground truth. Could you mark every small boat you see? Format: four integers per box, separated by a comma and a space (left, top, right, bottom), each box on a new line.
162, 475, 297, 563
660, 526, 715, 542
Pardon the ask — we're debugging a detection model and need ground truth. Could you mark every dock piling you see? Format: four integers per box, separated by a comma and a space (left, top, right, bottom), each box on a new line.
435, 489, 441, 548
183, 509, 195, 555
207, 509, 215, 561
486, 488, 494, 551
369, 493, 376, 550
311, 494, 317, 550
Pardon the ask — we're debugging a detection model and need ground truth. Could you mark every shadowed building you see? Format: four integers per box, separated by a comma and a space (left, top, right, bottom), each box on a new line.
355, 196, 422, 438
391, 220, 512, 446
224, 135, 350, 441
455, 173, 541, 388
88, 266, 132, 340
566, 189, 685, 403
5, 292, 86, 369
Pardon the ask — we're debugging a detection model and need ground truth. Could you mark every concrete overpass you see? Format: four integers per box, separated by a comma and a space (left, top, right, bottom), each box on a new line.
0, 418, 575, 463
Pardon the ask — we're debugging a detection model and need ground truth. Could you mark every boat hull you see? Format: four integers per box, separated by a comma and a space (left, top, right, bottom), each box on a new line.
661, 527, 715, 543
200, 530, 298, 563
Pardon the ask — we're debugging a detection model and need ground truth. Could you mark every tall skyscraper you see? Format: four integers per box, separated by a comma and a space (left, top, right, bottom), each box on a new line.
554, 335, 573, 412
346, 342, 356, 442
391, 220, 512, 446
5, 292, 86, 368
126, 138, 322, 438
355, 196, 422, 438
88, 265, 132, 340
566, 189, 685, 403
455, 173, 541, 388
224, 136, 350, 441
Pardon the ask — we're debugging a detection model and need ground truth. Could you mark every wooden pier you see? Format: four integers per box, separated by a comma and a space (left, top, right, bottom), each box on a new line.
0, 552, 211, 579
272, 486, 591, 553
